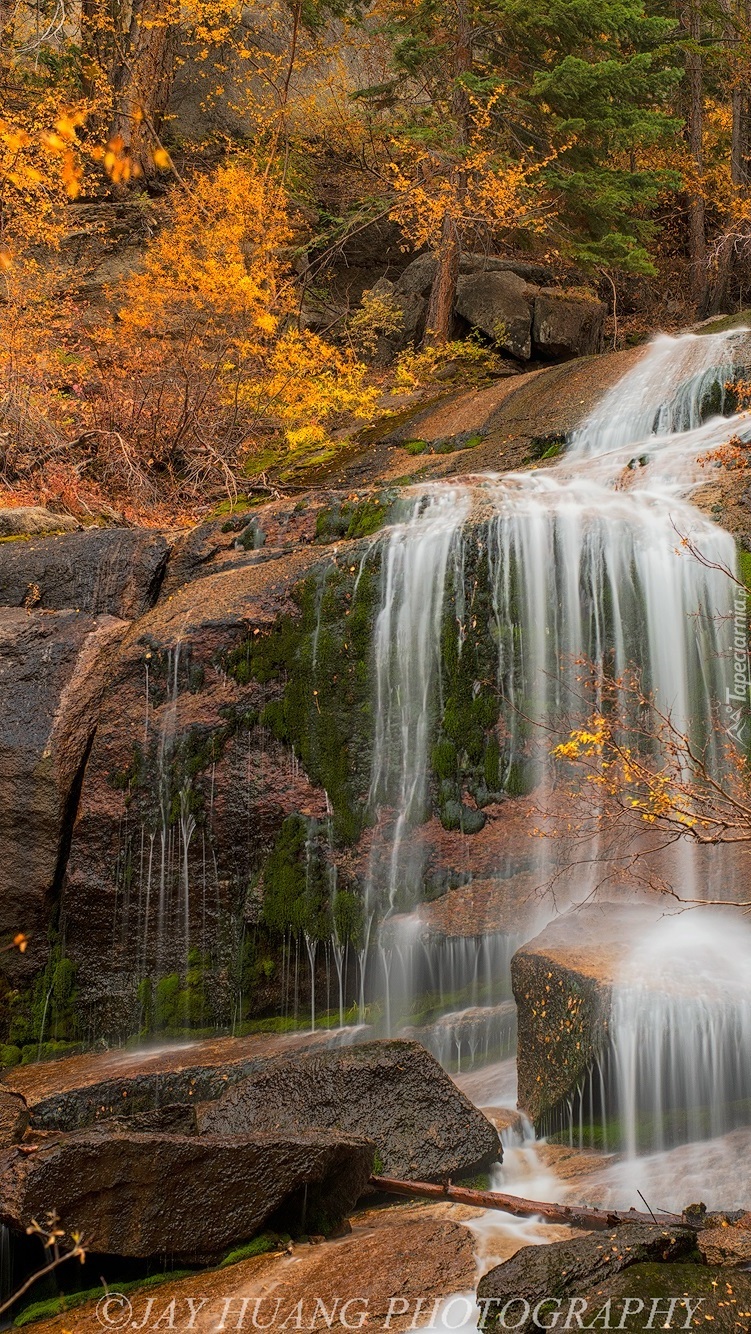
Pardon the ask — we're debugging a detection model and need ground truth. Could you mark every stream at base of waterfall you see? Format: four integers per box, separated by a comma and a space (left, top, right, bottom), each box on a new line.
358, 330, 751, 1330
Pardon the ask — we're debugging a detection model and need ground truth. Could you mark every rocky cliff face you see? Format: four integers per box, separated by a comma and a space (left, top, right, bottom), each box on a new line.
0, 338, 747, 1060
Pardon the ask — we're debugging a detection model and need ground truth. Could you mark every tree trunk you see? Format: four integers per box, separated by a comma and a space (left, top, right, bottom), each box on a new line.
109, 0, 175, 178
422, 0, 471, 347
730, 0, 751, 184
424, 209, 461, 345
684, 0, 707, 309
370, 1176, 688, 1232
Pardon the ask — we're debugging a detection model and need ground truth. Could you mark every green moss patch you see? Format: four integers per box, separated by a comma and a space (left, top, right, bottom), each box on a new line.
219, 1232, 290, 1267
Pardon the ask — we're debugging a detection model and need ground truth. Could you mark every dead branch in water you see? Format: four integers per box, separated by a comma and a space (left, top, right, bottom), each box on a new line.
369, 1176, 687, 1232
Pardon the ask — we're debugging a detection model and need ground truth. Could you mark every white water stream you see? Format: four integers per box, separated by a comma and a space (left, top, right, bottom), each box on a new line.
361, 329, 751, 1328
366, 328, 748, 1043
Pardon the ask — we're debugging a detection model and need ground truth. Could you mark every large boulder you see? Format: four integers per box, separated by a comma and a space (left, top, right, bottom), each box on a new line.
0, 529, 170, 618
195, 1039, 502, 1182
368, 274, 428, 356
512, 905, 651, 1126
455, 272, 534, 359
532, 288, 606, 359
0, 609, 126, 984
0, 1127, 374, 1261
477, 1223, 698, 1333
4, 1030, 338, 1130
394, 253, 438, 298
460, 254, 555, 285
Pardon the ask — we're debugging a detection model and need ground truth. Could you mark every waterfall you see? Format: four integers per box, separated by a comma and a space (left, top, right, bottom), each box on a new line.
611, 913, 751, 1155
569, 330, 744, 458
364, 328, 748, 1064
368, 488, 471, 912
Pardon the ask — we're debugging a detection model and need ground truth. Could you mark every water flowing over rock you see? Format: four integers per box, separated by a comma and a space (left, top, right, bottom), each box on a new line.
2, 327, 750, 1092
0, 1128, 374, 1261
361, 329, 747, 1059
514, 908, 751, 1153
609, 914, 751, 1156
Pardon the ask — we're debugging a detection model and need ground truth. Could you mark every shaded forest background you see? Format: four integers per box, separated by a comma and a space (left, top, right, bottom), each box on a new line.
1, 0, 750, 521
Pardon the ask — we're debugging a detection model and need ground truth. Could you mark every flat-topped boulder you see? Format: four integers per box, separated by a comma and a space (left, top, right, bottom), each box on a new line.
0, 1126, 374, 1262
512, 904, 657, 1125
4, 1035, 500, 1184
195, 1039, 502, 1182
3, 1029, 338, 1129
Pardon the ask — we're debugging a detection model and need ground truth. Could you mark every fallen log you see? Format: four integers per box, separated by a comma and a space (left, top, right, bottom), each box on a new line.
369, 1175, 685, 1232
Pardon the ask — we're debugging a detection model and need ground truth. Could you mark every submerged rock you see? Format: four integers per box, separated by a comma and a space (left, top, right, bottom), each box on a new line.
195, 1040, 502, 1181
0, 1127, 374, 1261
477, 1223, 698, 1332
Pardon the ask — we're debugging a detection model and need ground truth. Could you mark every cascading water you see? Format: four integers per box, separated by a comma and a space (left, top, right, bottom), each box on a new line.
610, 913, 751, 1156
364, 328, 749, 1074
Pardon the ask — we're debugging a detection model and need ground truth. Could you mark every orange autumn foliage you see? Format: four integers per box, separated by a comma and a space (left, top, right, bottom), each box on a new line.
0, 161, 376, 521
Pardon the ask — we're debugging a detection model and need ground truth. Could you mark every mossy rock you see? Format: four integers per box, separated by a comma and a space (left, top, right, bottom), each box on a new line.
525, 432, 567, 462
314, 494, 391, 543
440, 799, 486, 834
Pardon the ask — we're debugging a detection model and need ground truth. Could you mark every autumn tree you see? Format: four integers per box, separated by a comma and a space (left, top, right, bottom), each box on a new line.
352, 0, 683, 343
547, 666, 751, 909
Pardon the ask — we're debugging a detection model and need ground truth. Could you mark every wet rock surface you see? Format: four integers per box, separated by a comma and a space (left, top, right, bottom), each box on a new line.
512, 904, 656, 1124
195, 1039, 502, 1181
0, 1086, 29, 1146
4, 1031, 338, 1129
0, 528, 170, 618
477, 1223, 699, 1332
19, 1200, 480, 1333
697, 1224, 751, 1266
0, 1126, 374, 1261
0, 608, 126, 984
